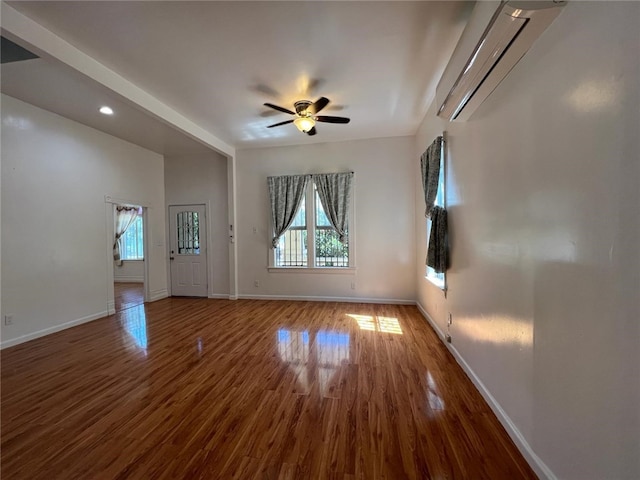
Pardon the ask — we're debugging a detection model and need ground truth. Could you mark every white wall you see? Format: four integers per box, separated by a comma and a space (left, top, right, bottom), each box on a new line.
415, 2, 639, 479
164, 153, 230, 296
236, 136, 416, 302
114, 260, 144, 283
1, 94, 167, 347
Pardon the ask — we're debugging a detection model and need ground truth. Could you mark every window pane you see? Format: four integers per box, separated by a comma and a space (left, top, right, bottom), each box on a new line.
275, 228, 307, 266
121, 216, 143, 260
315, 191, 331, 227
315, 228, 348, 267
314, 191, 348, 267
426, 265, 444, 282
290, 197, 306, 228
433, 162, 445, 207
434, 147, 445, 207
136, 226, 144, 257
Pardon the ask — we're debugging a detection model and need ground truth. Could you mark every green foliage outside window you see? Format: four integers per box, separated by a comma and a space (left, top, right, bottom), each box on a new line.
315, 229, 348, 266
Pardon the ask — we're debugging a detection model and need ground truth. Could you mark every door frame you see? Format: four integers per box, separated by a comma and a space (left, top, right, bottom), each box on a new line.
167, 203, 209, 297
104, 195, 151, 314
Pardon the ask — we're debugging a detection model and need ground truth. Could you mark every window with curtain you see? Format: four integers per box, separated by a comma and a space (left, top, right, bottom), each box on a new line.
314, 187, 349, 267
276, 196, 307, 266
271, 173, 353, 269
426, 142, 445, 286
121, 216, 144, 260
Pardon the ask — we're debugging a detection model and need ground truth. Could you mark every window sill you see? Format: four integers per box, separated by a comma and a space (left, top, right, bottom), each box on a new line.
120, 258, 144, 262
268, 267, 356, 275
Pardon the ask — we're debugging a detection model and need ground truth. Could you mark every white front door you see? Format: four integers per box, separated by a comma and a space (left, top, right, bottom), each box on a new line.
169, 205, 207, 297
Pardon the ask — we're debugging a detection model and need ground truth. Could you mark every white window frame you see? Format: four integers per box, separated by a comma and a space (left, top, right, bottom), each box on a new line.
426, 138, 446, 291
269, 177, 356, 273
121, 216, 144, 261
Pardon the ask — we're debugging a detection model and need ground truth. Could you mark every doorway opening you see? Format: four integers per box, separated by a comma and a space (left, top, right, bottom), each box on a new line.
113, 204, 146, 312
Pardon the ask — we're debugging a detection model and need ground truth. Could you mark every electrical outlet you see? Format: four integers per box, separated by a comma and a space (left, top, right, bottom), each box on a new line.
4, 314, 14, 326
350, 282, 356, 290
254, 280, 260, 288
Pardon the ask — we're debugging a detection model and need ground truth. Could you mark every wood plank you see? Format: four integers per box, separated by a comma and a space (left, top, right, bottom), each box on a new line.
114, 282, 144, 312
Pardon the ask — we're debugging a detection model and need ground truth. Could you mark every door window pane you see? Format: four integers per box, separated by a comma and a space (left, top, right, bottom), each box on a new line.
177, 211, 200, 254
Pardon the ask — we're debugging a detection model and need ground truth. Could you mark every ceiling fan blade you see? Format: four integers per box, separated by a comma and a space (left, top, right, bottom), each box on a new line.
308, 97, 330, 114
264, 103, 295, 115
315, 116, 350, 124
306, 126, 317, 136
266, 119, 294, 128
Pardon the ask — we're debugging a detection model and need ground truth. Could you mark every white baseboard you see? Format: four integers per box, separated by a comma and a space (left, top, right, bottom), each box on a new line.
208, 293, 230, 299
238, 294, 415, 305
114, 277, 144, 283
1, 310, 109, 349
148, 289, 168, 302
415, 302, 556, 480
107, 300, 116, 315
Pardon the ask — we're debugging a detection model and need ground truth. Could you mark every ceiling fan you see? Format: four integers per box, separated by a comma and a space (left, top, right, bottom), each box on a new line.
264, 97, 350, 136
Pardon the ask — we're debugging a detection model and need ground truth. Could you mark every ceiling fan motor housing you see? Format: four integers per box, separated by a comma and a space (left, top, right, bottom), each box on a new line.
294, 100, 312, 116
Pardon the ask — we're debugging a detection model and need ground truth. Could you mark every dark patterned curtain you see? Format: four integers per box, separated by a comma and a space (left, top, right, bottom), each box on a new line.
268, 175, 309, 248
312, 172, 353, 243
421, 136, 442, 218
427, 206, 448, 273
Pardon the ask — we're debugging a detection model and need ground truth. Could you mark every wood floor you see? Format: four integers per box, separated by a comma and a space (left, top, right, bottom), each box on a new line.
1, 299, 537, 479
114, 282, 145, 312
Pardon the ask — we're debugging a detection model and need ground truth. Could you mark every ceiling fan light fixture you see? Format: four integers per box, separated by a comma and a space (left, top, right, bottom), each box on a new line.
264, 97, 350, 134
294, 116, 315, 133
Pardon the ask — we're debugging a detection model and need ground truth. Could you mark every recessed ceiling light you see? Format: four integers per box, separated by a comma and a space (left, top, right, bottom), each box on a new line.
99, 106, 114, 115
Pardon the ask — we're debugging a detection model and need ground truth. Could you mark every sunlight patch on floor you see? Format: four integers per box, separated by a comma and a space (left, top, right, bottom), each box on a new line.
347, 314, 403, 334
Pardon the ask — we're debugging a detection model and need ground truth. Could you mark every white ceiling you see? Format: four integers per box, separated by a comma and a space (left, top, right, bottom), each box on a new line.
1, 57, 216, 155
2, 1, 471, 153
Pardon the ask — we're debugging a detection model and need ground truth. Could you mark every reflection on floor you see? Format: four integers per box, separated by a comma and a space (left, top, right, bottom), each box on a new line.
277, 329, 351, 397
121, 304, 148, 352
114, 282, 144, 312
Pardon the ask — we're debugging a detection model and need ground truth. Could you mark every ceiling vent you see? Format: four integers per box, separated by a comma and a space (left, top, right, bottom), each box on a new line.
436, 1, 565, 122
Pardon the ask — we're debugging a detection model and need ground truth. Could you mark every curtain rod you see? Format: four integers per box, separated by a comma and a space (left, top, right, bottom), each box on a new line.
268, 171, 354, 177
267, 171, 355, 181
